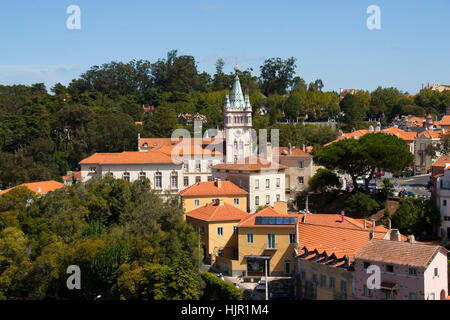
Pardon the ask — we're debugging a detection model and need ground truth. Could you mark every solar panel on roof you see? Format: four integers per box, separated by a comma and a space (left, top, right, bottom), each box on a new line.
254, 216, 297, 225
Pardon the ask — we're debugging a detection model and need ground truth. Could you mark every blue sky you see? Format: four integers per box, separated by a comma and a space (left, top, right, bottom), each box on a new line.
0, 0, 449, 93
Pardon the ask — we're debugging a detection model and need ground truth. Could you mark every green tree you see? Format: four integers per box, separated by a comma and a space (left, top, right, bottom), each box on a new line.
344, 193, 379, 219
260, 57, 297, 96
308, 168, 342, 193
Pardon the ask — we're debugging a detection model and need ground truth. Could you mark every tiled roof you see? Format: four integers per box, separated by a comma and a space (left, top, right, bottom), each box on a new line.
79, 150, 179, 165
185, 202, 249, 222
62, 171, 81, 181
417, 130, 442, 139
211, 156, 287, 172
140, 138, 178, 150
296, 214, 407, 262
0, 180, 65, 195
381, 127, 417, 141
276, 146, 312, 158
140, 137, 224, 156
354, 239, 447, 268
238, 206, 301, 227
180, 181, 248, 197
433, 155, 450, 168
438, 115, 450, 126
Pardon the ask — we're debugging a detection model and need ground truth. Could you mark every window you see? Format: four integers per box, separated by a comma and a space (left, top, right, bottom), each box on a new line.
409, 268, 417, 276
123, 172, 130, 182
194, 200, 200, 207
195, 161, 201, 172
289, 233, 296, 244
443, 200, 447, 206
386, 265, 394, 273
266, 195, 270, 204
171, 172, 178, 189
195, 176, 201, 183
266, 179, 270, 189
234, 198, 240, 206
320, 275, 326, 287
285, 260, 291, 274
207, 176, 213, 182
217, 249, 224, 257
247, 233, 254, 244
341, 280, 347, 295
429, 293, 435, 300
200, 226, 205, 235
267, 234, 276, 249
298, 176, 304, 184
276, 194, 280, 202
300, 270, 306, 281
386, 291, 394, 300
312, 273, 318, 285
184, 163, 189, 172
234, 141, 238, 151
255, 196, 259, 206
434, 268, 439, 277
255, 179, 259, 189
364, 285, 372, 297
184, 177, 189, 187
89, 167, 97, 173
329, 277, 335, 289
276, 178, 280, 188
217, 227, 223, 237
155, 172, 162, 189
298, 161, 304, 169
409, 293, 416, 300
363, 262, 370, 269
139, 171, 146, 182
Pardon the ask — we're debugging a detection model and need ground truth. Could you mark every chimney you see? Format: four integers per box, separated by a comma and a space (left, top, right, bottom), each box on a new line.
303, 211, 307, 223
363, 219, 367, 229
302, 144, 306, 152
215, 179, 222, 188
390, 229, 401, 241
37, 187, 41, 194
341, 211, 345, 223
407, 235, 415, 243
371, 219, 376, 228
138, 133, 141, 151
387, 218, 391, 230
369, 229, 374, 240
305, 194, 309, 213
288, 142, 292, 155
265, 142, 273, 162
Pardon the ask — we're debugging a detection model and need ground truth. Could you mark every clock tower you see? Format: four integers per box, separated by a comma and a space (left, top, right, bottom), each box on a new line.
223, 65, 253, 163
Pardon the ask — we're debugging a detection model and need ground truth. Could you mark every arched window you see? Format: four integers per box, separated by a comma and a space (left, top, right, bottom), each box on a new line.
123, 172, 130, 182
155, 172, 162, 189
234, 141, 238, 151
139, 171, 146, 182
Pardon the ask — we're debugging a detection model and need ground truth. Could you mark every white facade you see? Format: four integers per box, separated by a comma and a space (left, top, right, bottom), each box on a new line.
435, 168, 450, 243
212, 169, 286, 213
80, 163, 183, 193
223, 72, 253, 163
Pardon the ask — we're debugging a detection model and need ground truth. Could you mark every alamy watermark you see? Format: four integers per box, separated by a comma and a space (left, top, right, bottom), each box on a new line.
366, 265, 381, 290
66, 5, 81, 30
66, 265, 81, 290
367, 5, 381, 30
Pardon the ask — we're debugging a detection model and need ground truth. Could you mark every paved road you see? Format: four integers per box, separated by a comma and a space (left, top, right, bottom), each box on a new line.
393, 174, 431, 198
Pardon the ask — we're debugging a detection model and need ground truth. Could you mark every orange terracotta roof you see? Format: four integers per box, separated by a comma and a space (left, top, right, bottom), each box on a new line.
433, 155, 450, 168
140, 137, 224, 156
0, 180, 65, 195
276, 147, 312, 157
355, 239, 447, 268
185, 202, 249, 222
79, 150, 179, 165
438, 115, 450, 126
211, 156, 287, 172
135, 121, 143, 126
296, 214, 407, 261
381, 127, 417, 141
324, 130, 369, 146
306, 146, 313, 153
417, 130, 442, 139
238, 206, 301, 227
62, 171, 81, 181
140, 138, 178, 150
180, 180, 248, 197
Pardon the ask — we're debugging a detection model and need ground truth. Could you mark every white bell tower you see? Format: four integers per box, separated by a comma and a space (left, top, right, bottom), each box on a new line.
223, 65, 253, 163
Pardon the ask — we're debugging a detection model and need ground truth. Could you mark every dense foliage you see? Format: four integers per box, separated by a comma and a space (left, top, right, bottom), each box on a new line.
201, 272, 242, 300
0, 177, 203, 300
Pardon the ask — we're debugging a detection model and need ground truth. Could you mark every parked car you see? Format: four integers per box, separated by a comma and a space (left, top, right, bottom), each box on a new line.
373, 171, 384, 178
216, 273, 224, 280
255, 280, 266, 291
233, 283, 240, 289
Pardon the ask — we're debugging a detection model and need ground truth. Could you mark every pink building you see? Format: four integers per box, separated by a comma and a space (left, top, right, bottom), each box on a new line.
354, 235, 448, 300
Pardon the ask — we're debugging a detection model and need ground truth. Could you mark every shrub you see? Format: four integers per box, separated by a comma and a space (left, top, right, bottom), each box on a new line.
344, 193, 379, 219
201, 272, 242, 300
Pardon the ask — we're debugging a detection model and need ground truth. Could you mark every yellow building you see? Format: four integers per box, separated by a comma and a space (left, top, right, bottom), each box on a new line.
185, 199, 249, 270
180, 180, 248, 213
234, 202, 301, 277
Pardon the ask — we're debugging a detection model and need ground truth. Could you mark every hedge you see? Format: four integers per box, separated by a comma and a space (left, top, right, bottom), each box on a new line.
201, 272, 242, 300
